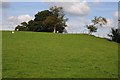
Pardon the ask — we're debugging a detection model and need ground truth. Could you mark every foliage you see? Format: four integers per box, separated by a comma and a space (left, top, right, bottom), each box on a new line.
50, 6, 68, 33
15, 22, 28, 31
43, 15, 57, 32
34, 10, 52, 21
86, 25, 97, 35
21, 22, 28, 27
86, 16, 107, 35
15, 6, 68, 33
92, 16, 107, 26
108, 28, 120, 43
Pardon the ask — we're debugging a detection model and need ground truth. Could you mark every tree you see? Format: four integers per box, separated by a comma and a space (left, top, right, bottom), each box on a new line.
15, 22, 28, 31
34, 10, 52, 21
108, 28, 120, 43
92, 16, 107, 26
21, 22, 28, 27
33, 10, 53, 32
86, 25, 97, 35
86, 16, 107, 35
50, 6, 68, 33
27, 20, 35, 31
15, 25, 26, 31
43, 15, 57, 32
15, 6, 68, 33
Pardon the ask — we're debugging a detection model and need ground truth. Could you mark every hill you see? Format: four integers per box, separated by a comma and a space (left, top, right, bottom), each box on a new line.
2, 31, 118, 78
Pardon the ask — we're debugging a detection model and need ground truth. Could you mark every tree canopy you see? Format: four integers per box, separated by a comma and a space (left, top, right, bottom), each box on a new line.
92, 16, 107, 26
86, 16, 107, 35
15, 6, 68, 33
108, 28, 120, 43
86, 25, 97, 35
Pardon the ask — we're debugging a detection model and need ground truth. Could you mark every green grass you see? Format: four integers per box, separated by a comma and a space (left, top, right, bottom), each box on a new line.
2, 31, 118, 78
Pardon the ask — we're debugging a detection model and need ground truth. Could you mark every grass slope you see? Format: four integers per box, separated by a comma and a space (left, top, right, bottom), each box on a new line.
2, 31, 118, 78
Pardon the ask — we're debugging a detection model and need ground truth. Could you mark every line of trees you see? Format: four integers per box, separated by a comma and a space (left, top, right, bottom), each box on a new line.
15, 6, 68, 33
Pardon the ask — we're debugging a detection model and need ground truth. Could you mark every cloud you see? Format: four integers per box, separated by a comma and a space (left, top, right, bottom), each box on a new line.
66, 17, 91, 32
94, 0, 101, 3
114, 11, 120, 24
112, 11, 119, 28
0, 2, 1, 17
100, 11, 119, 29
106, 19, 113, 27
0, 0, 9, 2
98, 11, 119, 29
65, 2, 90, 16
17, 15, 33, 22
7, 14, 33, 23
93, 0, 101, 5
2, 14, 33, 30
114, 11, 120, 17
50, 1, 91, 16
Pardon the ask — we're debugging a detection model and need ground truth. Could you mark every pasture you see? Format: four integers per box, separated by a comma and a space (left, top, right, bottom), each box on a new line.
2, 31, 118, 78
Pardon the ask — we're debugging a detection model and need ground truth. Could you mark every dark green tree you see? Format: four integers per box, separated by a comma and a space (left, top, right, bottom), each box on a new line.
15, 22, 28, 31
27, 20, 34, 31
108, 28, 120, 43
34, 10, 52, 21
33, 10, 53, 32
21, 22, 28, 27
86, 25, 97, 35
15, 25, 26, 31
15, 6, 68, 33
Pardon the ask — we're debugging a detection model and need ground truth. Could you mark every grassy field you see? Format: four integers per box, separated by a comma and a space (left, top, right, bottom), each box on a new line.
2, 31, 118, 78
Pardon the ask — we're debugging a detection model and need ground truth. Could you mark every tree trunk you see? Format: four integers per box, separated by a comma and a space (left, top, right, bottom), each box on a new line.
89, 31, 92, 35
53, 27, 56, 33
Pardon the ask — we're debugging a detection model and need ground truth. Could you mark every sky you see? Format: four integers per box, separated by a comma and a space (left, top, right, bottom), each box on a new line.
1, 0, 120, 38
1, 0, 120, 2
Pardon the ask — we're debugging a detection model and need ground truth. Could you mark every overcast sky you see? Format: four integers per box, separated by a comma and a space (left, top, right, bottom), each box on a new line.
1, 0, 120, 38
